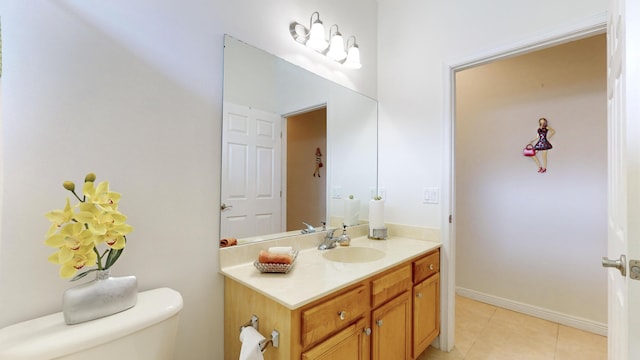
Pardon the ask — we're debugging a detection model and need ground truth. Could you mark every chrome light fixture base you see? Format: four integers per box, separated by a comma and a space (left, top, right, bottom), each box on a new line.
289, 12, 361, 69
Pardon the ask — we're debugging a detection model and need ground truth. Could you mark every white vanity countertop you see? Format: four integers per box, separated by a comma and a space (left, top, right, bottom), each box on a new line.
219, 236, 440, 310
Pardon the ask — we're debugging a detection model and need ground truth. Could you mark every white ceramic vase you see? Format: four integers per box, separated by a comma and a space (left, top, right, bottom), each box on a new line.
62, 269, 138, 325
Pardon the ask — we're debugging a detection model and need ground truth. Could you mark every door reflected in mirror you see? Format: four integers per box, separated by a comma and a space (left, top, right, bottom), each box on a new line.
221, 35, 377, 244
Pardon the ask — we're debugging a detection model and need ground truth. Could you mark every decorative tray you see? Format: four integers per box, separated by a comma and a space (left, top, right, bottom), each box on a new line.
253, 251, 298, 274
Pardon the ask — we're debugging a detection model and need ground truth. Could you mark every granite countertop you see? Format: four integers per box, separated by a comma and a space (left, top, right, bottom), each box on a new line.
220, 235, 440, 310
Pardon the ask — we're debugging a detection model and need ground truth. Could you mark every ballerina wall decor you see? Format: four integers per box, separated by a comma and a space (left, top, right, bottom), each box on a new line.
313, 147, 324, 177
524, 117, 555, 173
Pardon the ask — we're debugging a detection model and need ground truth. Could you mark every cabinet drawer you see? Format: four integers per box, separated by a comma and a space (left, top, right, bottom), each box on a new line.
301, 284, 369, 349
413, 250, 440, 284
371, 264, 412, 308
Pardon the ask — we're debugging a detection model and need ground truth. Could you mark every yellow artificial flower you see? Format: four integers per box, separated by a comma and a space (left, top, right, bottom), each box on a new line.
74, 203, 128, 236
44, 198, 74, 236
95, 223, 133, 249
83, 181, 121, 210
45, 222, 93, 251
48, 245, 98, 278
45, 174, 133, 280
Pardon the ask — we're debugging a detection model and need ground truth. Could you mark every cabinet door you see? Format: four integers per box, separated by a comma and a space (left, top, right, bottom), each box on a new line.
371, 291, 411, 360
302, 317, 370, 360
412, 272, 440, 358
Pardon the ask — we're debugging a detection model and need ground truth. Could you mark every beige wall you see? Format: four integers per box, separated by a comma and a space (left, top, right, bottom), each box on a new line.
286, 108, 327, 230
455, 35, 607, 324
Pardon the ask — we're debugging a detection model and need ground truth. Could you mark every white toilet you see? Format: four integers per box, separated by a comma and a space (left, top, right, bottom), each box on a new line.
0, 287, 183, 360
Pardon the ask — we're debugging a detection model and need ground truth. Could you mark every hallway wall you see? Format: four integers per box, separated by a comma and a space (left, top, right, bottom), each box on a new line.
455, 35, 607, 327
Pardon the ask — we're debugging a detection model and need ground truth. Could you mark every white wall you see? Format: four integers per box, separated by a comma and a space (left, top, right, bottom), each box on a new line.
377, 0, 607, 227
0, 0, 612, 357
0, 1, 377, 359
456, 35, 607, 324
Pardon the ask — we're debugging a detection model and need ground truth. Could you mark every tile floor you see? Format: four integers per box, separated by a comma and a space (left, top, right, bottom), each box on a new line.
418, 296, 607, 360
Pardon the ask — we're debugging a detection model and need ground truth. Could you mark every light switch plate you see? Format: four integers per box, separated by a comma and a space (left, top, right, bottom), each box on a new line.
423, 187, 439, 204
332, 186, 342, 199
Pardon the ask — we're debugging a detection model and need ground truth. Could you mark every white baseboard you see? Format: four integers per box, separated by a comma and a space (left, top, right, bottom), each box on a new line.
455, 287, 607, 336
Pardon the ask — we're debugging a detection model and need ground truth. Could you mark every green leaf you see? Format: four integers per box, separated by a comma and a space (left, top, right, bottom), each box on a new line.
70, 268, 96, 282
105, 248, 124, 269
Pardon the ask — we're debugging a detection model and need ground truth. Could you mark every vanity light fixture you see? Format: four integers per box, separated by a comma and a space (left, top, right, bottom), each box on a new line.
289, 12, 362, 69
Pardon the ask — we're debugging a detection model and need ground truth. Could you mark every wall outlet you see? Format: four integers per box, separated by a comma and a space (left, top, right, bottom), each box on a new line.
423, 187, 439, 204
332, 186, 343, 199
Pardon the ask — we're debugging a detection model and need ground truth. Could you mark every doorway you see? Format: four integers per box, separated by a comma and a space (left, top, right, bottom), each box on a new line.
285, 107, 327, 231
454, 34, 607, 332
440, 17, 607, 351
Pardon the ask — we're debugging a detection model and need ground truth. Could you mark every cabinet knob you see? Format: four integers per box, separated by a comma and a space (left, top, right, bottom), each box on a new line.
338, 311, 347, 320
416, 292, 423, 298
376, 319, 383, 327
429, 264, 434, 270
364, 327, 372, 336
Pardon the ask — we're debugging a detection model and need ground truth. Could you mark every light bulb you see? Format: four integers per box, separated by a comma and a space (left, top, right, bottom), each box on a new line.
344, 45, 362, 69
307, 21, 328, 52
327, 33, 347, 61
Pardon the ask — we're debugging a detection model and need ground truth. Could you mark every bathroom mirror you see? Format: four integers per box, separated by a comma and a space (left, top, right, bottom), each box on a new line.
221, 35, 377, 244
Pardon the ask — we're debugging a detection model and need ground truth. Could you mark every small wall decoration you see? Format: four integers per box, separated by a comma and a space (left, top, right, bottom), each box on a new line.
313, 147, 323, 177
524, 117, 555, 173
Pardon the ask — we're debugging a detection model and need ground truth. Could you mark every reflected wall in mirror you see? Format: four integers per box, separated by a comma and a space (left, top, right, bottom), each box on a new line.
221, 35, 378, 244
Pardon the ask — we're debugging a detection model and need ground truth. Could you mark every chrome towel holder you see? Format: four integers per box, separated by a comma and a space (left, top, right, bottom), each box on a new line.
239, 315, 280, 353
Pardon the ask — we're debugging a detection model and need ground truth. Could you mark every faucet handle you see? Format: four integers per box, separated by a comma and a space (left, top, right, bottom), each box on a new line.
321, 221, 327, 231
326, 228, 338, 238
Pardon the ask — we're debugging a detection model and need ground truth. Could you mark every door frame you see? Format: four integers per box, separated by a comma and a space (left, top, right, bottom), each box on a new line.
440, 13, 608, 351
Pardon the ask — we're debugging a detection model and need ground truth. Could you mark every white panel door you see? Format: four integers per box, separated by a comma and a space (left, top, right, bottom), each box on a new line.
606, 0, 640, 358
221, 102, 282, 239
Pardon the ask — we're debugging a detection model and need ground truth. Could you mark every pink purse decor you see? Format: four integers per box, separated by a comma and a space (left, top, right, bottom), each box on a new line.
523, 144, 536, 157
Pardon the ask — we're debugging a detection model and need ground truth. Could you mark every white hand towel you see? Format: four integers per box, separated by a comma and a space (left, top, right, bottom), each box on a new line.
267, 246, 293, 254
239, 326, 265, 360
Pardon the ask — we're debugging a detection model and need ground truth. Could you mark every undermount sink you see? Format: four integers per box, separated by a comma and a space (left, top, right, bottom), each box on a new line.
322, 247, 386, 263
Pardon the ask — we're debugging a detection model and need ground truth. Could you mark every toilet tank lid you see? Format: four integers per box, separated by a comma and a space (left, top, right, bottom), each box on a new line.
0, 287, 183, 360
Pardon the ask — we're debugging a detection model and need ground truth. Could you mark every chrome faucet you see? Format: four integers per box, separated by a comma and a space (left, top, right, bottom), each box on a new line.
301, 222, 316, 234
318, 228, 339, 250
301, 221, 328, 234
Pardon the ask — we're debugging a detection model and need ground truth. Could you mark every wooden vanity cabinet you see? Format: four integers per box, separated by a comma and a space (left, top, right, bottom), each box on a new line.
223, 248, 440, 360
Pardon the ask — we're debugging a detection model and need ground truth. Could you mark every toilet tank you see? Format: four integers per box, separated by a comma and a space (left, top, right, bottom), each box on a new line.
0, 287, 183, 360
